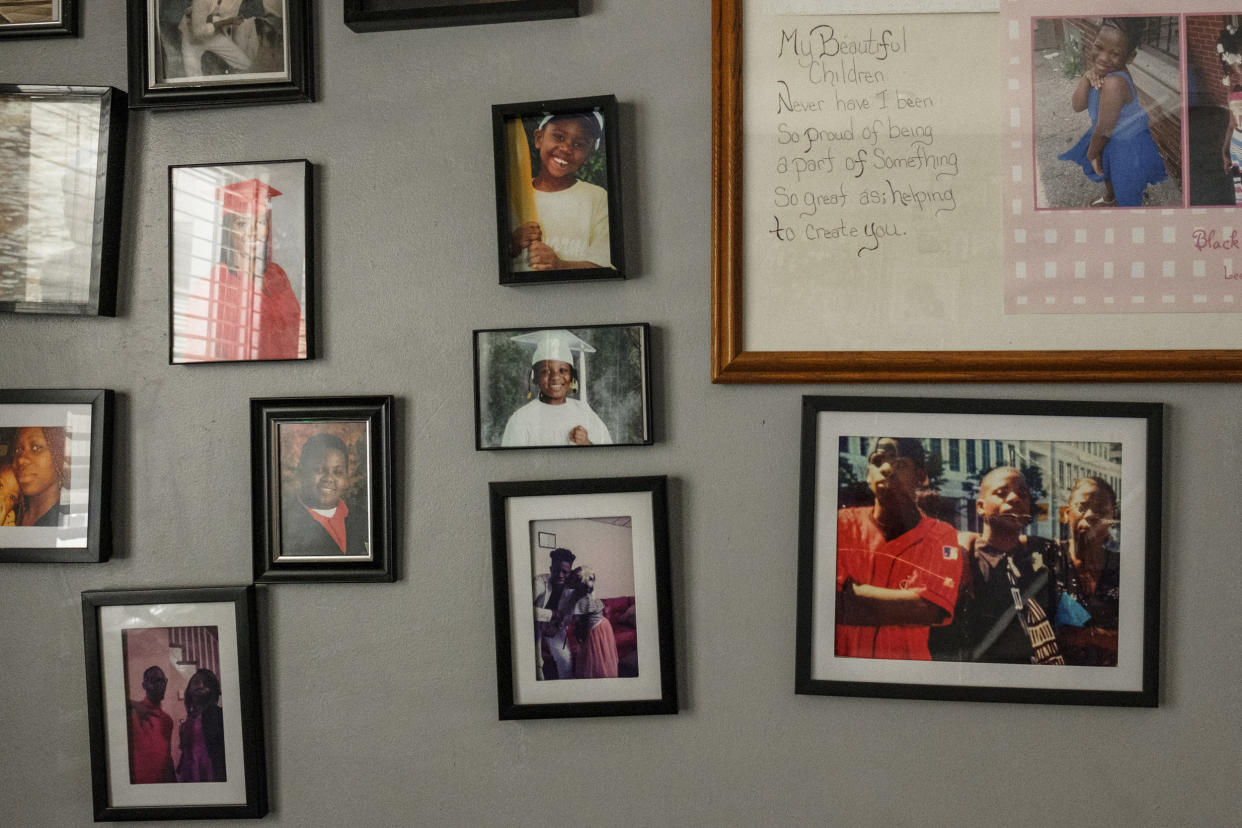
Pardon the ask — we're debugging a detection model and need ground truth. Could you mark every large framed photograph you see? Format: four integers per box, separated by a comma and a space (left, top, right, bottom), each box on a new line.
344, 0, 577, 32
474, 323, 652, 450
0, 1, 76, 38
0, 389, 112, 563
126, 0, 312, 109
250, 396, 394, 582
492, 95, 624, 285
0, 85, 126, 316
81, 586, 267, 821
711, 0, 1242, 382
489, 476, 677, 719
169, 159, 313, 364
796, 396, 1162, 707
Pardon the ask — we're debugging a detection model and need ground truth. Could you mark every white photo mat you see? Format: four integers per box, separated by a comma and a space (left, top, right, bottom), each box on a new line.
809, 409, 1149, 692
97, 601, 249, 808
504, 490, 664, 706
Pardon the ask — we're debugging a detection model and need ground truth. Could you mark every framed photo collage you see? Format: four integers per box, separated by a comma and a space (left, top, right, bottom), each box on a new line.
7, 0, 1213, 822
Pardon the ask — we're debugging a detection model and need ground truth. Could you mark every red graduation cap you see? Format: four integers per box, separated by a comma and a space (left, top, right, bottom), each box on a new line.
215, 178, 282, 216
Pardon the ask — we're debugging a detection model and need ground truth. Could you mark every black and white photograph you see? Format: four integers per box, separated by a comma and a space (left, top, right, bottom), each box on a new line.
474, 323, 652, 450
127, 0, 312, 108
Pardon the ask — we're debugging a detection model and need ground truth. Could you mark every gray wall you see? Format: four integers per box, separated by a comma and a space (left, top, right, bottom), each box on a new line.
2, 3, 1239, 826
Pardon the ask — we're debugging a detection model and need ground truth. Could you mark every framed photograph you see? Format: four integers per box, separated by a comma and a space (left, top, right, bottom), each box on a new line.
169, 159, 313, 364
492, 95, 624, 284
0, 85, 126, 316
0, 389, 112, 563
711, 0, 1242, 382
0, 0, 76, 38
796, 395, 1162, 707
344, 0, 577, 32
126, 0, 312, 110
82, 586, 267, 821
473, 323, 652, 450
489, 476, 677, 719
250, 396, 395, 582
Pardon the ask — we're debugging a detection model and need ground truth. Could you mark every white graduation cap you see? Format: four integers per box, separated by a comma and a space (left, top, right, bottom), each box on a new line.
510, 329, 597, 404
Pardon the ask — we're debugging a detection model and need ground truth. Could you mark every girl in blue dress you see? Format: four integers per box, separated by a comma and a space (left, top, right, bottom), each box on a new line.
1058, 20, 1167, 207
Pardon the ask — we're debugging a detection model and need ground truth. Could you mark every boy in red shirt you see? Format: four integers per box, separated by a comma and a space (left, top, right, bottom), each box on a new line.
835, 437, 962, 660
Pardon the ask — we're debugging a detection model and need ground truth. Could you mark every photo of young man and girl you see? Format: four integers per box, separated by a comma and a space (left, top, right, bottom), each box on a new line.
835, 436, 1123, 669
1036, 13, 1242, 209
122, 625, 226, 785
531, 517, 639, 681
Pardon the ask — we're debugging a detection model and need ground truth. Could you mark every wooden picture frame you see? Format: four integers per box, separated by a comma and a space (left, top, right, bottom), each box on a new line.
81, 586, 267, 821
0, 85, 126, 316
126, 0, 312, 110
710, 0, 1242, 382
0, 0, 76, 38
795, 395, 1162, 706
0, 389, 112, 563
344, 0, 578, 32
250, 395, 395, 583
489, 476, 678, 719
492, 94, 625, 285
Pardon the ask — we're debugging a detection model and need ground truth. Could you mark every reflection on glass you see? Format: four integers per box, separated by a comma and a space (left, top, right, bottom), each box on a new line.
0, 93, 102, 305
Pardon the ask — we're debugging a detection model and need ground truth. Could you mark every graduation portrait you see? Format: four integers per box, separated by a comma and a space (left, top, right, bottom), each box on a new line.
473, 323, 652, 450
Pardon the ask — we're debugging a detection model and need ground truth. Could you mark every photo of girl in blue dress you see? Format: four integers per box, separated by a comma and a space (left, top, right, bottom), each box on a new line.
1057, 18, 1171, 207
1032, 17, 1180, 209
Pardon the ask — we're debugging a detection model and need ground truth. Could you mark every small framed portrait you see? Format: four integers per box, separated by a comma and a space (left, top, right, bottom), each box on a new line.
796, 395, 1163, 707
250, 396, 395, 583
125, 0, 312, 110
344, 0, 577, 32
489, 476, 677, 719
0, 0, 76, 38
82, 586, 267, 821
473, 323, 653, 450
0, 85, 126, 316
169, 159, 313, 364
0, 389, 112, 563
491, 95, 624, 285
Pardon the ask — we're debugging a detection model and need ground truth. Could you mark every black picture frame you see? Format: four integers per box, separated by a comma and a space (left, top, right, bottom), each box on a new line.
489, 475, 678, 720
251, 395, 395, 583
0, 0, 77, 38
492, 94, 625, 285
344, 0, 577, 32
168, 159, 315, 364
0, 85, 126, 316
795, 395, 1163, 707
125, 0, 313, 110
81, 585, 267, 821
0, 389, 112, 563
473, 323, 653, 450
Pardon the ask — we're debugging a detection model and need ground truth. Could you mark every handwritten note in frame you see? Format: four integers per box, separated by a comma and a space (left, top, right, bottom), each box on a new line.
711, 0, 1242, 382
